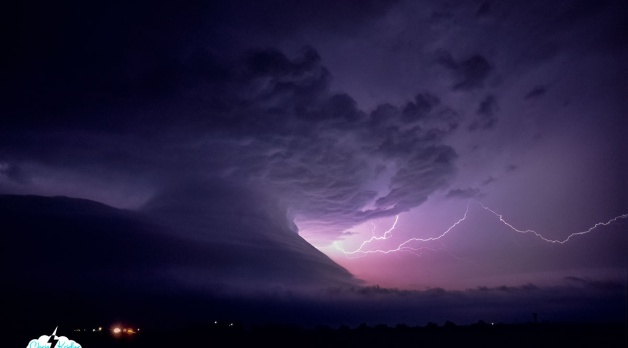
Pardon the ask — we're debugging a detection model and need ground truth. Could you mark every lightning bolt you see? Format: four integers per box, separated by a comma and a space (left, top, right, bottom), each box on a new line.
47, 327, 59, 348
477, 202, 628, 244
335, 201, 628, 256
337, 215, 398, 257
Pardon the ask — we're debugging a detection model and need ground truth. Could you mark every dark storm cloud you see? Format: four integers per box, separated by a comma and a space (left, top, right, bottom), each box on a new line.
477, 95, 498, 117
208, 49, 460, 233
309, 281, 625, 325
0, 162, 29, 184
437, 52, 493, 91
475, 1, 491, 17
0, 1, 472, 243
564, 277, 624, 291
2, 0, 401, 125
2, 1, 214, 122
506, 164, 518, 172
0, 1, 456, 256
469, 95, 498, 131
227, 0, 401, 35
481, 176, 497, 186
524, 86, 547, 100
1, 24, 460, 243
2, 0, 627, 330
555, 0, 610, 26
372, 145, 457, 210
2, 193, 363, 330
445, 187, 482, 200
9, 194, 623, 327
2, 193, 359, 292
430, 10, 454, 24
401, 93, 440, 123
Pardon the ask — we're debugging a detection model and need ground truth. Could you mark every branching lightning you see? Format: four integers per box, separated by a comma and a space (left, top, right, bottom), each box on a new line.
334, 200, 627, 257
477, 202, 628, 244
340, 215, 398, 256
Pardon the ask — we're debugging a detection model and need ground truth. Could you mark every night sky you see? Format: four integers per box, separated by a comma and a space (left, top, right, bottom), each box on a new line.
2, 0, 627, 328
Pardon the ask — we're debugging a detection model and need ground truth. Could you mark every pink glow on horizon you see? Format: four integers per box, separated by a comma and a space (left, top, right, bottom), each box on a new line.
317, 201, 627, 290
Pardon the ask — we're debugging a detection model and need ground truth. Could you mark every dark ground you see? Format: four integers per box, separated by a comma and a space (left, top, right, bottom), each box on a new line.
14, 321, 627, 348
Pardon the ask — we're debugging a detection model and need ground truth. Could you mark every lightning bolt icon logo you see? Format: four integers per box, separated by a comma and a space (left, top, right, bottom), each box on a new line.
335, 201, 627, 256
47, 327, 59, 348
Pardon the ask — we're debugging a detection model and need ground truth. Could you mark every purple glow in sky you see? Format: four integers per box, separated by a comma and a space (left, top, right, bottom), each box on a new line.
2, 0, 627, 327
